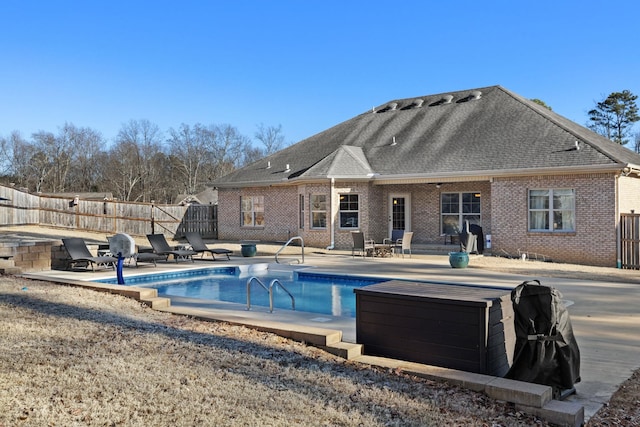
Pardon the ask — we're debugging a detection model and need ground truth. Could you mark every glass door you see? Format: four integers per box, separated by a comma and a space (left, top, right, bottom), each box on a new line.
388, 193, 410, 237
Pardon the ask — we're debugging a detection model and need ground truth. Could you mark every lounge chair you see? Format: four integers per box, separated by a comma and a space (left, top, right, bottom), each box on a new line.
184, 232, 232, 260
146, 234, 196, 262
62, 238, 118, 271
132, 251, 167, 267
351, 231, 374, 257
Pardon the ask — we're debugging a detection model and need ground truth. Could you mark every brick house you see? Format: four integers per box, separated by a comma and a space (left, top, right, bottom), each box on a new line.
213, 86, 640, 267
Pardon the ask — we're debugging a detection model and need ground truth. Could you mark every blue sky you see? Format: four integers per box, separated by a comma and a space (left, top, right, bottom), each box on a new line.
1, 1, 639, 147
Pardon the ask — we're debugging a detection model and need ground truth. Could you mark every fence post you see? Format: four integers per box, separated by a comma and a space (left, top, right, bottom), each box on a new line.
150, 201, 155, 235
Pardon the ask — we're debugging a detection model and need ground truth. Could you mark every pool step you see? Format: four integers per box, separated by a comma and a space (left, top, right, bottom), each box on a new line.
140, 296, 171, 309
322, 342, 363, 360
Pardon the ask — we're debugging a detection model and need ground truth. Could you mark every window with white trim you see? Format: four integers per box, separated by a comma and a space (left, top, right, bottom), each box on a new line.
441, 192, 481, 234
310, 194, 327, 228
241, 195, 264, 227
339, 194, 359, 228
529, 189, 575, 231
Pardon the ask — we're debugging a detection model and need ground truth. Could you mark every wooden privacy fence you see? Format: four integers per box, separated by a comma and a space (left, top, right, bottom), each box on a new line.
0, 186, 217, 239
0, 187, 39, 225
176, 204, 218, 238
620, 213, 640, 269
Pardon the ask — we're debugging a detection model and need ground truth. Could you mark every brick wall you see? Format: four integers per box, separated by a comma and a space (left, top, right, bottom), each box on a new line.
332, 182, 372, 249
491, 173, 617, 267
218, 186, 299, 243
218, 172, 629, 266
297, 183, 331, 248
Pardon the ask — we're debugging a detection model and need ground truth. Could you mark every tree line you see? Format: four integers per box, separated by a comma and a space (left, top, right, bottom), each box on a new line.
0, 120, 286, 203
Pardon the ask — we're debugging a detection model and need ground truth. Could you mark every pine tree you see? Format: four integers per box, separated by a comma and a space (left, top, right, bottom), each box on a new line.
588, 90, 639, 145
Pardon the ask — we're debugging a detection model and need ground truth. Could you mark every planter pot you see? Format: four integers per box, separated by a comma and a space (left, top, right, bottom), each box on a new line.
241, 243, 257, 257
449, 251, 469, 268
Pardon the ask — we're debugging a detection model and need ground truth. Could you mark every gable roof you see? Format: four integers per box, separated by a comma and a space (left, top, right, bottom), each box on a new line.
214, 85, 640, 187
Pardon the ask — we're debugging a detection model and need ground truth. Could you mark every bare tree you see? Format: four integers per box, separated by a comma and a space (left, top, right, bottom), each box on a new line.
168, 123, 215, 195
254, 123, 286, 155
242, 145, 267, 166
210, 124, 251, 179
28, 131, 61, 192
111, 119, 165, 201
64, 124, 106, 192
0, 135, 11, 177
1, 131, 28, 184
104, 140, 144, 201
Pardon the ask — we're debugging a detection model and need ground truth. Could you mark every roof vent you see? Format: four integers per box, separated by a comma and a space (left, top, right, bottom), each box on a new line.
401, 99, 425, 110
375, 102, 399, 113
285, 164, 291, 173
429, 94, 454, 107
456, 91, 483, 103
266, 161, 271, 169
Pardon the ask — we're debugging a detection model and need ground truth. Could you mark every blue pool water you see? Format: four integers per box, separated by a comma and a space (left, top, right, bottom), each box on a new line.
97, 267, 387, 317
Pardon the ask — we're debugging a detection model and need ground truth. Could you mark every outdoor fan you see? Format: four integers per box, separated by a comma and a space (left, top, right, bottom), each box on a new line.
108, 233, 136, 284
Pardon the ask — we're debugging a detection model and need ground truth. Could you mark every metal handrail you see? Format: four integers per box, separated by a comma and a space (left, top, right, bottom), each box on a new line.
246, 276, 295, 313
269, 279, 295, 312
275, 236, 304, 264
246, 276, 269, 311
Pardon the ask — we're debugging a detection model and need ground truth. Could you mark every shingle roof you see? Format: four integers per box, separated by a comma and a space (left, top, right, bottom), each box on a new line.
214, 86, 640, 187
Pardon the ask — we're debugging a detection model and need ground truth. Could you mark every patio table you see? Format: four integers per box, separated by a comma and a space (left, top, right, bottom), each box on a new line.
373, 243, 393, 257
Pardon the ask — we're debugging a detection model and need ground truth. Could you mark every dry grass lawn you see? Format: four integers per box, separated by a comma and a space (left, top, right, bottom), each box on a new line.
1, 276, 555, 427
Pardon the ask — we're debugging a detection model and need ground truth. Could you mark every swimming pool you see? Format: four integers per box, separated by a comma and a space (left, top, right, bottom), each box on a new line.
97, 267, 387, 317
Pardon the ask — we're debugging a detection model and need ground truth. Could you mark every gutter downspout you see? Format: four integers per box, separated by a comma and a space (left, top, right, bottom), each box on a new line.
326, 178, 335, 250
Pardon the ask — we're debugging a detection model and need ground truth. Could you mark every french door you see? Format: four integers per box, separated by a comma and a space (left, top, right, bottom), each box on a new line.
388, 193, 411, 237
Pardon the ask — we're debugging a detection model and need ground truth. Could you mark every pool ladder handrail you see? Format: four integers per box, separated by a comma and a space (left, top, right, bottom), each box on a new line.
275, 236, 304, 264
246, 276, 295, 313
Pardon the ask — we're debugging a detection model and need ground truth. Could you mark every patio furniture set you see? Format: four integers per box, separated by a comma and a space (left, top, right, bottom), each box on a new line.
62, 232, 232, 271
351, 230, 413, 258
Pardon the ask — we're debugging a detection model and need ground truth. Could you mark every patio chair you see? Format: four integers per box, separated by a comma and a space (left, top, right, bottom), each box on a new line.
351, 231, 374, 257
184, 232, 232, 260
146, 234, 196, 262
396, 231, 413, 258
62, 237, 118, 271
383, 229, 404, 254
